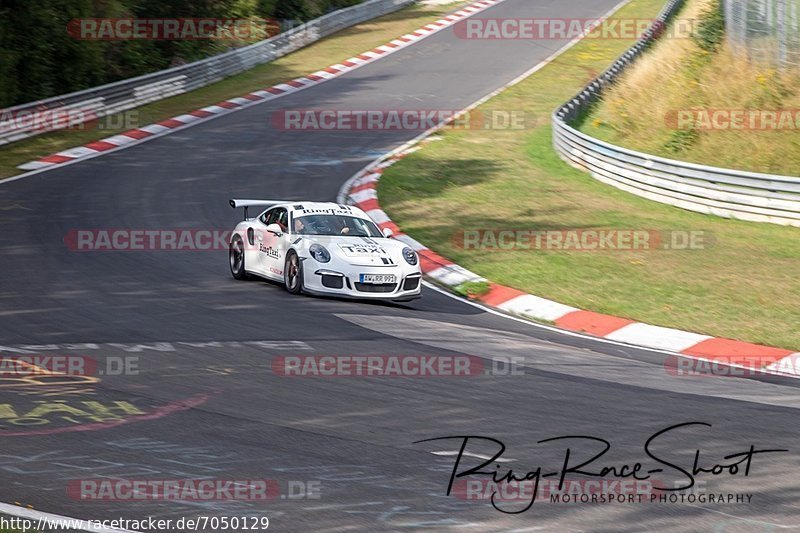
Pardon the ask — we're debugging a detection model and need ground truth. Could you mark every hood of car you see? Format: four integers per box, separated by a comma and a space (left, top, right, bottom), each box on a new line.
307, 236, 406, 266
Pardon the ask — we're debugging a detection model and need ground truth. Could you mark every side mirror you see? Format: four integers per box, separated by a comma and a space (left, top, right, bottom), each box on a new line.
265, 223, 283, 236
382, 228, 394, 238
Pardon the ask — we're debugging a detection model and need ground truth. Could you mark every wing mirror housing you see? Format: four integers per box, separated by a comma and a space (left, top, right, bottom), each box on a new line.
265, 223, 283, 237
382, 227, 394, 238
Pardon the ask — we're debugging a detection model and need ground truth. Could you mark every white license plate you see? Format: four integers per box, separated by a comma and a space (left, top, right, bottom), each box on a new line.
359, 274, 397, 284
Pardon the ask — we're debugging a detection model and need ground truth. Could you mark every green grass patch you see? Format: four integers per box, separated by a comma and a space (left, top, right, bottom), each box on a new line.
0, 2, 469, 180
454, 280, 491, 299
379, 0, 800, 350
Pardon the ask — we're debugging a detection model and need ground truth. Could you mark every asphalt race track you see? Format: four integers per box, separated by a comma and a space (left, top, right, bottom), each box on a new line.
1, 0, 799, 531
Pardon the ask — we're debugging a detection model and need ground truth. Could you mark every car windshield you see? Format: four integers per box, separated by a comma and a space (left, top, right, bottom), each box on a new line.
293, 214, 383, 237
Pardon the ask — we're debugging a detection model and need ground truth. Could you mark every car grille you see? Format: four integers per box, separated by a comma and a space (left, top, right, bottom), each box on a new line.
403, 277, 421, 291
321, 274, 344, 289
354, 282, 397, 293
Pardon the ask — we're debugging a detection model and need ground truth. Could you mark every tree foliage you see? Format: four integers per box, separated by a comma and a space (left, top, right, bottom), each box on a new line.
0, 0, 363, 107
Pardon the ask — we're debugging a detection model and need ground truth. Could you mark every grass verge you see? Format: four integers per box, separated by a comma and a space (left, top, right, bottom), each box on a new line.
580, 0, 800, 175
379, 0, 800, 350
0, 1, 468, 180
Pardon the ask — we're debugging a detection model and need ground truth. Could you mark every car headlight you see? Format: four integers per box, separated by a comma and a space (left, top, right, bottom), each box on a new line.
309, 243, 331, 263
402, 247, 418, 266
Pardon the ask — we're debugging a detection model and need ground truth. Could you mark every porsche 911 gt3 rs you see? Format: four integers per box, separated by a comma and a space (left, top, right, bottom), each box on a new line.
228, 199, 422, 301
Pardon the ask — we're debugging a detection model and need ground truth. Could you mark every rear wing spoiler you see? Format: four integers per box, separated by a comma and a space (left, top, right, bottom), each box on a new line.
229, 199, 287, 220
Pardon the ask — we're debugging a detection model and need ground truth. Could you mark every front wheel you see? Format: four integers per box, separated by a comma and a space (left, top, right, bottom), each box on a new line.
229, 234, 249, 280
284, 251, 303, 294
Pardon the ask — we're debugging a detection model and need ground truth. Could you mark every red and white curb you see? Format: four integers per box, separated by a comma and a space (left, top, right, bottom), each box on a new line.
341, 143, 800, 379
17, 0, 504, 172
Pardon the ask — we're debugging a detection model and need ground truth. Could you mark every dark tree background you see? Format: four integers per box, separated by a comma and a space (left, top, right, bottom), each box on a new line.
0, 0, 364, 107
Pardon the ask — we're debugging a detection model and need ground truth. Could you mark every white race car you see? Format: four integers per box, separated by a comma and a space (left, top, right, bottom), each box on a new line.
228, 199, 422, 301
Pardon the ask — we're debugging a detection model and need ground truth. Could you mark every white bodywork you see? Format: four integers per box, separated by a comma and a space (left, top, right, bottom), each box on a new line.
229, 201, 422, 301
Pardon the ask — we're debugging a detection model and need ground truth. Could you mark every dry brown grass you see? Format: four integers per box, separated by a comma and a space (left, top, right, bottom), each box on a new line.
582, 0, 800, 175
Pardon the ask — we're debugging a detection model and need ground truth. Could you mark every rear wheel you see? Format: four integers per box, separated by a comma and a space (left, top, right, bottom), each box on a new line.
284, 251, 303, 294
229, 234, 249, 280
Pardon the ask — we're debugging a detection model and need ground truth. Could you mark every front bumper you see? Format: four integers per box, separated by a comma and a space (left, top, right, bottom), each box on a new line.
302, 262, 422, 301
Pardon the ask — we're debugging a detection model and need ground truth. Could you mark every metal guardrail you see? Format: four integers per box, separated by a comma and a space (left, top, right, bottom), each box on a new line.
552, 0, 800, 227
0, 0, 415, 146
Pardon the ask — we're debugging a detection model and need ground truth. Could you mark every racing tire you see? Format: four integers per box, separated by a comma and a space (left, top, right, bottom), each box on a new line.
229, 234, 250, 280
284, 251, 303, 294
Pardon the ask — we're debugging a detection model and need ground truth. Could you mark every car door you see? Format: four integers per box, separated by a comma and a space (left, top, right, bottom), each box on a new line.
243, 208, 271, 278
258, 208, 288, 279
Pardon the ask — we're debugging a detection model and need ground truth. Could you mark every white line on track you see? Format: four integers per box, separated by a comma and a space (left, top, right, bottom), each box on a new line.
424, 280, 800, 381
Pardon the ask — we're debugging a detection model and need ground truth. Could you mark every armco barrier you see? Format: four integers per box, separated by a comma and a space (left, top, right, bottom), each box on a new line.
552, 0, 800, 227
0, 0, 415, 146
